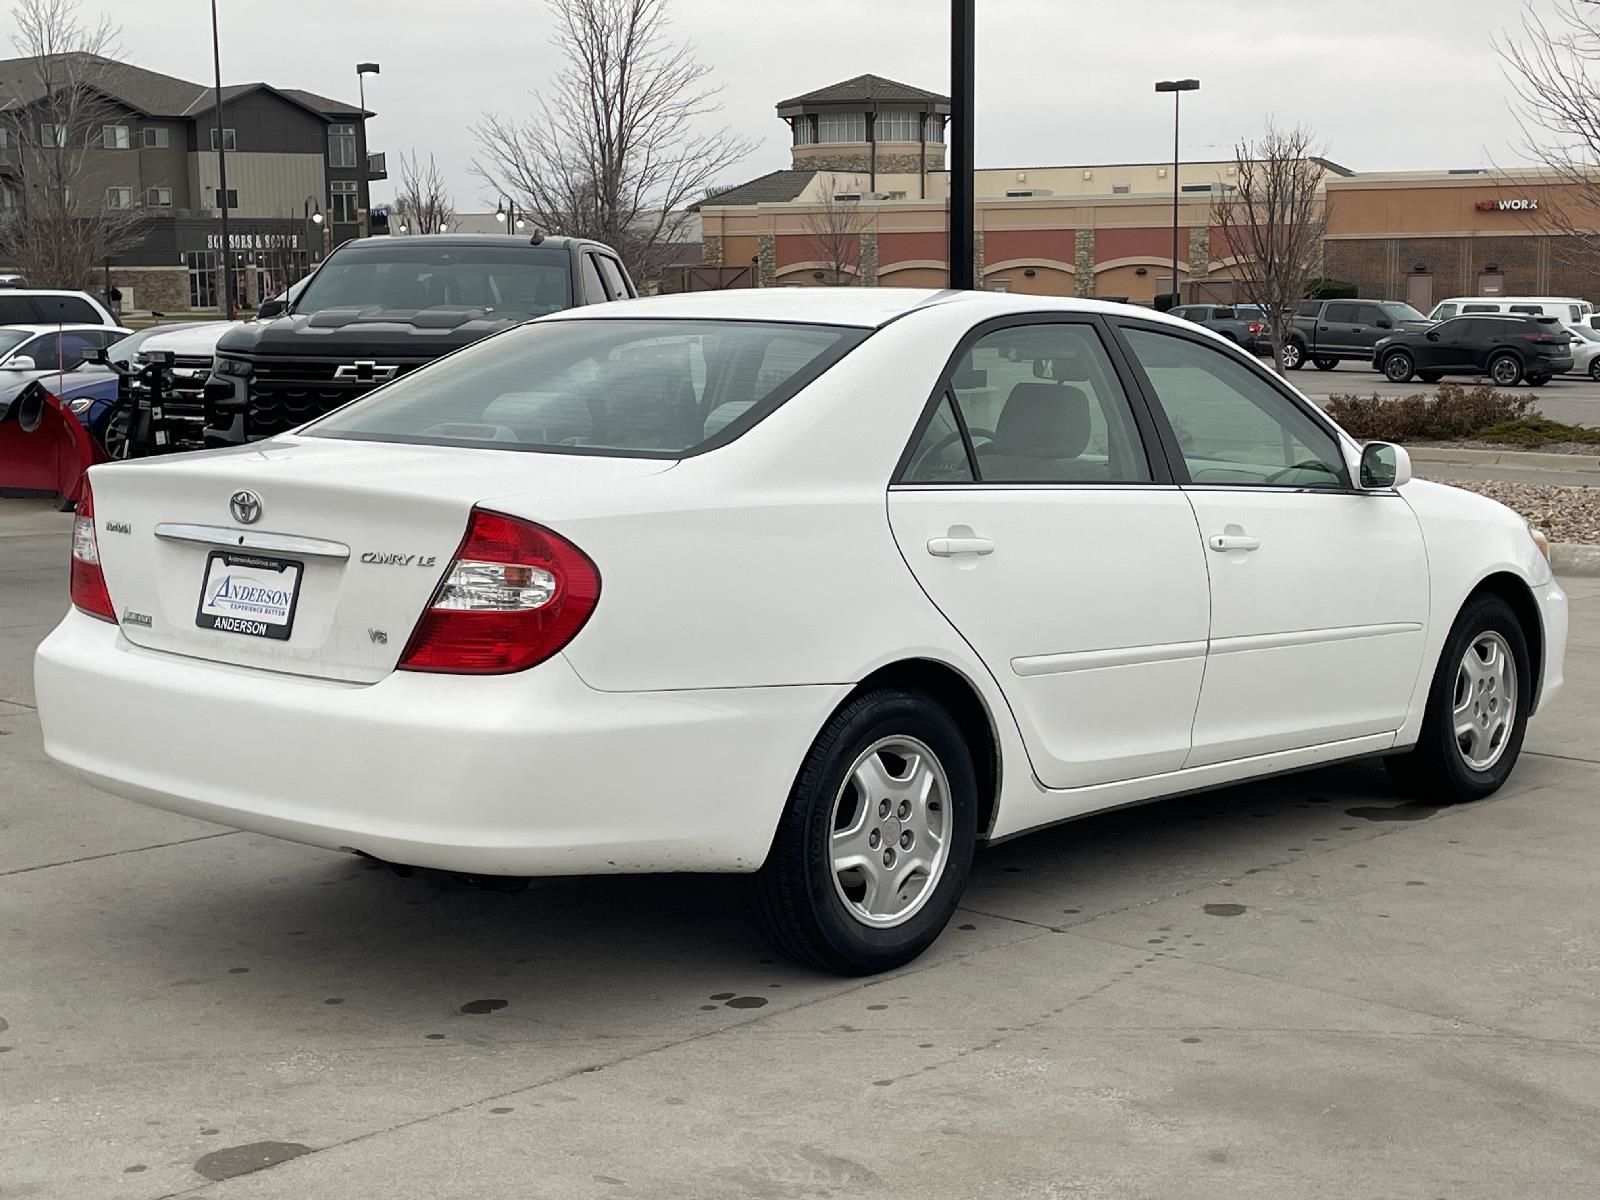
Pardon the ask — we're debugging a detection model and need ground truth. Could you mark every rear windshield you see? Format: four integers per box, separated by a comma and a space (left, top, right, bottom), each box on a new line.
293, 244, 574, 317
307, 318, 866, 456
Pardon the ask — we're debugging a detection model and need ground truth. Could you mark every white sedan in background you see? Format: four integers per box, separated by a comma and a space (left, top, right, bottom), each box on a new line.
35, 290, 1567, 975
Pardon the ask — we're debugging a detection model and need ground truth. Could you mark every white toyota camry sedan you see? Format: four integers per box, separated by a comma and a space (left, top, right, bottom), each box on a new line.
35, 289, 1567, 975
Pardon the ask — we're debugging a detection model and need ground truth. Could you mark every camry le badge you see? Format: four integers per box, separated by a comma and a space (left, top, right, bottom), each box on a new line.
230, 490, 263, 525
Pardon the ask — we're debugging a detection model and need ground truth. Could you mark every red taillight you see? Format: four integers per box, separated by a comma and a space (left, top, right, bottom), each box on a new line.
69, 478, 116, 622
1525, 333, 1558, 344
1247, 321, 1265, 335
398, 509, 600, 674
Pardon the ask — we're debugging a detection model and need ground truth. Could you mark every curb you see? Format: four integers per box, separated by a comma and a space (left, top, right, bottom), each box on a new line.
1406, 445, 1600, 474
1552, 543, 1600, 577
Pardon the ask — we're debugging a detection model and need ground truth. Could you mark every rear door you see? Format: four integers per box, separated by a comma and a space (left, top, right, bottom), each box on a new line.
887, 315, 1211, 792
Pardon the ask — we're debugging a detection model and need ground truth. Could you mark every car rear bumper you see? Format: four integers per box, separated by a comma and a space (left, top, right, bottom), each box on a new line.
34, 609, 844, 875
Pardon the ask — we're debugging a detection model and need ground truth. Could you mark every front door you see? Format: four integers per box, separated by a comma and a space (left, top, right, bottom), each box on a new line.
1116, 322, 1430, 765
887, 317, 1210, 795
1316, 301, 1362, 355
1348, 302, 1394, 356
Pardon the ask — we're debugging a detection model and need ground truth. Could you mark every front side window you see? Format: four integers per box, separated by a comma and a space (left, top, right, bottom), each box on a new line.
329, 180, 359, 222
209, 127, 236, 151
102, 125, 130, 150
309, 319, 864, 456
928, 322, 1151, 484
596, 256, 630, 299
1122, 325, 1348, 489
20, 333, 61, 370
817, 112, 867, 142
1433, 303, 1457, 320
328, 122, 357, 168
1323, 302, 1359, 324
579, 254, 608, 304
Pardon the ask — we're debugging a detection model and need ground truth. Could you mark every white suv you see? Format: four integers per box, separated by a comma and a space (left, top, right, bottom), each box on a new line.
0, 289, 117, 327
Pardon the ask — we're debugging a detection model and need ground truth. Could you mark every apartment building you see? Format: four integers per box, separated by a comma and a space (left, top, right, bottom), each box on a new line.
0, 53, 384, 311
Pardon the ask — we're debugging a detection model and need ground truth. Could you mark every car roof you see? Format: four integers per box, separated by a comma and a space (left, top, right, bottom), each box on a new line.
1435, 296, 1584, 305
341, 234, 590, 251
539, 287, 1204, 331
0, 289, 100, 298
1, 323, 125, 335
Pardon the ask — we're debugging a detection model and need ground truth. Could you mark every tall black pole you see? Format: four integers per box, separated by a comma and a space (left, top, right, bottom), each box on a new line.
1170, 90, 1180, 307
210, 0, 234, 319
949, 0, 975, 289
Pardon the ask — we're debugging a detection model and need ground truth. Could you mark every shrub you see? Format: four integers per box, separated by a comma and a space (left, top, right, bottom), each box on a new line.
1303, 277, 1358, 300
1472, 417, 1600, 446
1323, 383, 1537, 441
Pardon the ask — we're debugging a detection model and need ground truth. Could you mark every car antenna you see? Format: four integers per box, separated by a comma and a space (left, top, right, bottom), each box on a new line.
528, 230, 545, 246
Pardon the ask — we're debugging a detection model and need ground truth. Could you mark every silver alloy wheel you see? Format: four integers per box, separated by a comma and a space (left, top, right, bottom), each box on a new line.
1282, 342, 1302, 368
1589, 357, 1600, 381
1491, 355, 1520, 385
828, 736, 952, 929
1453, 631, 1517, 772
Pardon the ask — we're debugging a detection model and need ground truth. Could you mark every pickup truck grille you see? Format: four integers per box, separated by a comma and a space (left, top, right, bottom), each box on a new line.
242, 359, 427, 437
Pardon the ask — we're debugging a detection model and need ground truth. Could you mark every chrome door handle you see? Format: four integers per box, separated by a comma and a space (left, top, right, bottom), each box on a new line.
928, 536, 994, 557
1209, 533, 1261, 552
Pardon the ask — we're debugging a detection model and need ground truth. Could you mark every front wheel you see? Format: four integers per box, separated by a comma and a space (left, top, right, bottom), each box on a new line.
1489, 353, 1523, 387
1382, 350, 1415, 383
1386, 593, 1531, 803
1281, 340, 1305, 370
1589, 357, 1600, 381
1314, 356, 1339, 371
750, 688, 978, 975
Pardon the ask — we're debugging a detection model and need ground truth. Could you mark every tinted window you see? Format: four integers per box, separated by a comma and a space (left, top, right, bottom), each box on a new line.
579, 255, 608, 304
1433, 303, 1458, 320
57, 331, 100, 369
1353, 304, 1387, 324
597, 256, 631, 299
310, 319, 863, 456
945, 323, 1150, 484
0, 295, 36, 324
293, 244, 574, 316
1296, 301, 1321, 317
0, 328, 31, 357
1123, 326, 1348, 489
902, 394, 975, 483
1463, 303, 1500, 313
19, 333, 59, 370
29, 295, 100, 323
1509, 304, 1542, 315
1323, 302, 1360, 323
1210, 308, 1235, 320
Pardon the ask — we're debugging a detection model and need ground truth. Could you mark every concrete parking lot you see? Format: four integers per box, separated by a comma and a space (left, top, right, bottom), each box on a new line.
1291, 359, 1600, 428
3, 497, 1599, 1199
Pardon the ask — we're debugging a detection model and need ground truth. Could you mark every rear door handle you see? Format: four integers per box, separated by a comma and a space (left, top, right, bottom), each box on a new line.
1209, 533, 1261, 553
927, 536, 994, 557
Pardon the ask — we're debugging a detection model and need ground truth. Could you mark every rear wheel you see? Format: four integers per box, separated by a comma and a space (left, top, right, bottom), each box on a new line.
1314, 356, 1339, 371
750, 688, 978, 975
1281, 340, 1305, 370
1382, 350, 1415, 383
1385, 593, 1530, 803
1489, 353, 1523, 387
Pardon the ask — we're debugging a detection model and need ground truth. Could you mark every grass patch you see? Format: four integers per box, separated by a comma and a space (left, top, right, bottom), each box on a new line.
1471, 417, 1600, 446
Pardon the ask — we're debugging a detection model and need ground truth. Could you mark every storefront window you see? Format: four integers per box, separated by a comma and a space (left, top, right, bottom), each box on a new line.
186, 251, 218, 309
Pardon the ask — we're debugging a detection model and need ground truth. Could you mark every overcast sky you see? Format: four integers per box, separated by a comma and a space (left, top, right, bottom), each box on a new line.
107, 0, 1541, 209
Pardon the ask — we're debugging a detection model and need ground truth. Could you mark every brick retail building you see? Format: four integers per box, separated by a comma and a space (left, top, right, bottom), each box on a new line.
697, 74, 1600, 308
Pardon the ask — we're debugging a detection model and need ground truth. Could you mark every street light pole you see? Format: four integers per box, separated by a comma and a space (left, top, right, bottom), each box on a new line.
1154, 78, 1199, 309
210, 0, 234, 319
949, 0, 975, 289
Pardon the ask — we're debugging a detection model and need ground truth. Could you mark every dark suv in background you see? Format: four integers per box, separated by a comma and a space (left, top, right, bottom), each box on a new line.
1373, 314, 1573, 386
204, 234, 635, 445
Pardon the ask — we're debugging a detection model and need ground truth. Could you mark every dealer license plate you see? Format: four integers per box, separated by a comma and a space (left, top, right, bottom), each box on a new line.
195, 551, 303, 641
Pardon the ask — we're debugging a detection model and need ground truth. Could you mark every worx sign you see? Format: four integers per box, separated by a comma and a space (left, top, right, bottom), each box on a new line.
1476, 198, 1540, 212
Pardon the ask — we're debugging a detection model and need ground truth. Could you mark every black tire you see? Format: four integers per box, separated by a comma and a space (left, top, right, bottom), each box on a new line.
1488, 352, 1523, 387
1382, 350, 1415, 383
1590, 357, 1600, 381
1527, 374, 1550, 387
749, 687, 978, 975
1282, 340, 1306, 370
1418, 371, 1442, 383
1314, 356, 1339, 371
1385, 593, 1531, 804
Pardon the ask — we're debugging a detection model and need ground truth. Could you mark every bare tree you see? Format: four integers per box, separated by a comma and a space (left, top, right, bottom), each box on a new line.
1498, 1, 1600, 264
393, 149, 453, 236
0, 0, 145, 290
472, 0, 753, 282
1212, 123, 1328, 375
800, 175, 870, 284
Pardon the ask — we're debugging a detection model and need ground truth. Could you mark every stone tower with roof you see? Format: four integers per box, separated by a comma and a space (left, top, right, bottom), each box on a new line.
777, 74, 949, 187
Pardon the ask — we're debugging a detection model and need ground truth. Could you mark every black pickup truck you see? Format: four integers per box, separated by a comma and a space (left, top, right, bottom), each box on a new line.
1278, 299, 1433, 371
203, 233, 635, 444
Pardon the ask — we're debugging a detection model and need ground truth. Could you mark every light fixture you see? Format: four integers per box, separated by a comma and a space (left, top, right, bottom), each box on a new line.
1135, 266, 1148, 276
311, 212, 324, 225
1023, 268, 1037, 277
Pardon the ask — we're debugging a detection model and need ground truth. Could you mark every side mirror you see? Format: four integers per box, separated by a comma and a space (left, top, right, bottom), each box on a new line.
257, 297, 286, 319
81, 346, 108, 365
1360, 441, 1411, 490
1375, 318, 1392, 329
15, 379, 47, 432
1426, 331, 1440, 342
5, 354, 36, 370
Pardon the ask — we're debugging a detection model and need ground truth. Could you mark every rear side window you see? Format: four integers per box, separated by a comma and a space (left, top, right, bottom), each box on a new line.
30, 294, 101, 323
309, 319, 865, 456
1463, 303, 1500, 313
1509, 304, 1542, 315
0, 294, 36, 323
1296, 300, 1321, 317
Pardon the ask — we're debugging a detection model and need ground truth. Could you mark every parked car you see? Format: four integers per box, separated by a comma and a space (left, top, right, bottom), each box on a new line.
36, 290, 1566, 974
0, 289, 118, 327
1374, 314, 1574, 385
1168, 304, 1266, 352
0, 324, 130, 374
1428, 295, 1594, 328
1277, 300, 1433, 370
203, 234, 635, 445
1566, 323, 1600, 379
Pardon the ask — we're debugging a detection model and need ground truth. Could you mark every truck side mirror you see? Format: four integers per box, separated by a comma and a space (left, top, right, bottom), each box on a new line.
257, 297, 286, 319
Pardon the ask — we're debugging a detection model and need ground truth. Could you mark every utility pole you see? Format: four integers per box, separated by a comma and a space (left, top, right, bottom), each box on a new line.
210, 0, 234, 319
949, 0, 975, 289
1154, 78, 1199, 308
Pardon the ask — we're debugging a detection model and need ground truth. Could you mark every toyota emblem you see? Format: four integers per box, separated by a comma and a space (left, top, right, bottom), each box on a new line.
229, 489, 263, 525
